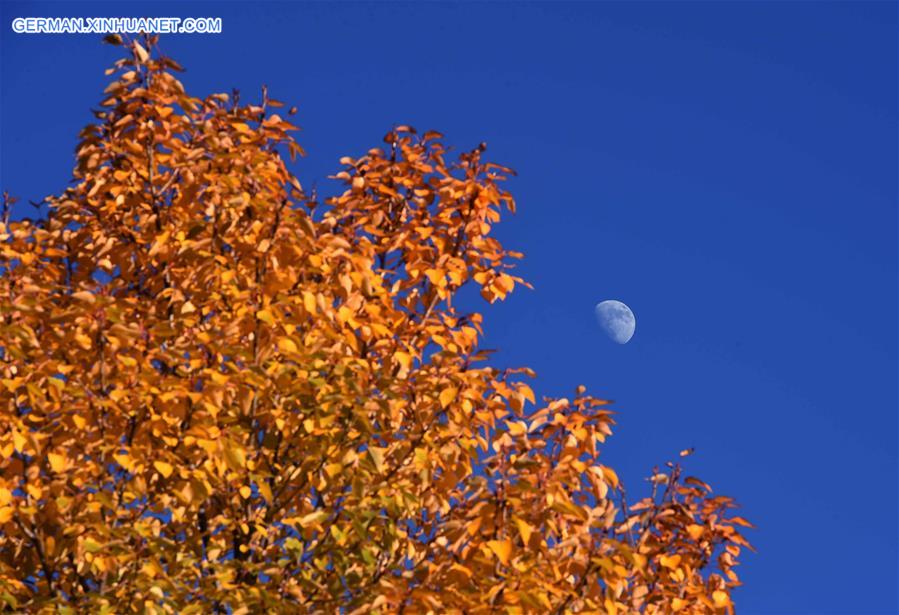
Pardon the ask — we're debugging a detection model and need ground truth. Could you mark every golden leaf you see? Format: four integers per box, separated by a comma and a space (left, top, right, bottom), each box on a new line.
487, 539, 513, 566
659, 554, 681, 569
713, 590, 731, 608
600, 465, 619, 489
687, 524, 705, 541
439, 387, 457, 409
223, 443, 247, 471
302, 291, 317, 314
369, 446, 387, 473
394, 351, 412, 370
72, 290, 96, 304
298, 510, 329, 528
514, 517, 534, 546
154, 461, 174, 478
278, 337, 299, 354
133, 42, 149, 63
48, 452, 67, 473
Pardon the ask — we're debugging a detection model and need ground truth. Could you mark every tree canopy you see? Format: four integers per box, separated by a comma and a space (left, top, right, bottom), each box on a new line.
0, 37, 751, 613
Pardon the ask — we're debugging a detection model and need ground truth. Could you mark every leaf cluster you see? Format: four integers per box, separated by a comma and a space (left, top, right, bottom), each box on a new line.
0, 38, 751, 614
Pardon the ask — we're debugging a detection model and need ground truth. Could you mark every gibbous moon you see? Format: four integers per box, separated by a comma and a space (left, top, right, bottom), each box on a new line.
595, 300, 636, 344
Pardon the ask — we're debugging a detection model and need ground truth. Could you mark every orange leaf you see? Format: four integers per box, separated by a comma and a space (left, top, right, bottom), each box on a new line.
439, 387, 457, 409
514, 518, 534, 546
48, 452, 67, 473
487, 539, 513, 566
154, 461, 174, 478
713, 590, 731, 608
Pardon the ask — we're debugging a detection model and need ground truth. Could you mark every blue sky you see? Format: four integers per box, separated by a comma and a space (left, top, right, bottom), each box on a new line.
1, 2, 896, 613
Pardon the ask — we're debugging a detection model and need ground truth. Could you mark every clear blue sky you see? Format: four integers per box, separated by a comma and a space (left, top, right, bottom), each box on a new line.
2, 2, 896, 613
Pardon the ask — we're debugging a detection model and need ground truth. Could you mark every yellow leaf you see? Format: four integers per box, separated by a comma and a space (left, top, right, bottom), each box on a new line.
223, 443, 246, 471
604, 598, 618, 615
302, 291, 317, 314
0, 507, 14, 524
298, 510, 328, 528
600, 465, 619, 489
519, 384, 536, 405
256, 309, 275, 325
687, 524, 704, 541
141, 560, 160, 579
439, 387, 457, 409
466, 517, 483, 536
495, 273, 515, 293
72, 290, 96, 304
425, 268, 444, 285
278, 337, 298, 354
181, 301, 197, 314
369, 446, 387, 473
713, 590, 731, 608
394, 351, 412, 370
149, 231, 170, 257
660, 554, 681, 569
133, 42, 149, 63
1, 378, 22, 392
729, 516, 754, 528
514, 517, 534, 546
114, 453, 134, 471
508, 421, 528, 437
154, 461, 174, 478
48, 452, 67, 473
239, 486, 252, 499
12, 431, 27, 453
487, 539, 513, 566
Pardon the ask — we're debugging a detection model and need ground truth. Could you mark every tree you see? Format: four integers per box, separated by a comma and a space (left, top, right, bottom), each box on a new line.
0, 37, 751, 613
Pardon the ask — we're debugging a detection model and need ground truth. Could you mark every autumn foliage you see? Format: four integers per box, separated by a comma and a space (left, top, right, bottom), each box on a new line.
0, 37, 752, 613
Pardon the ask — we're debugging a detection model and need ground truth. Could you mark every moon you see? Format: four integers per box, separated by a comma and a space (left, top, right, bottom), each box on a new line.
595, 300, 636, 344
